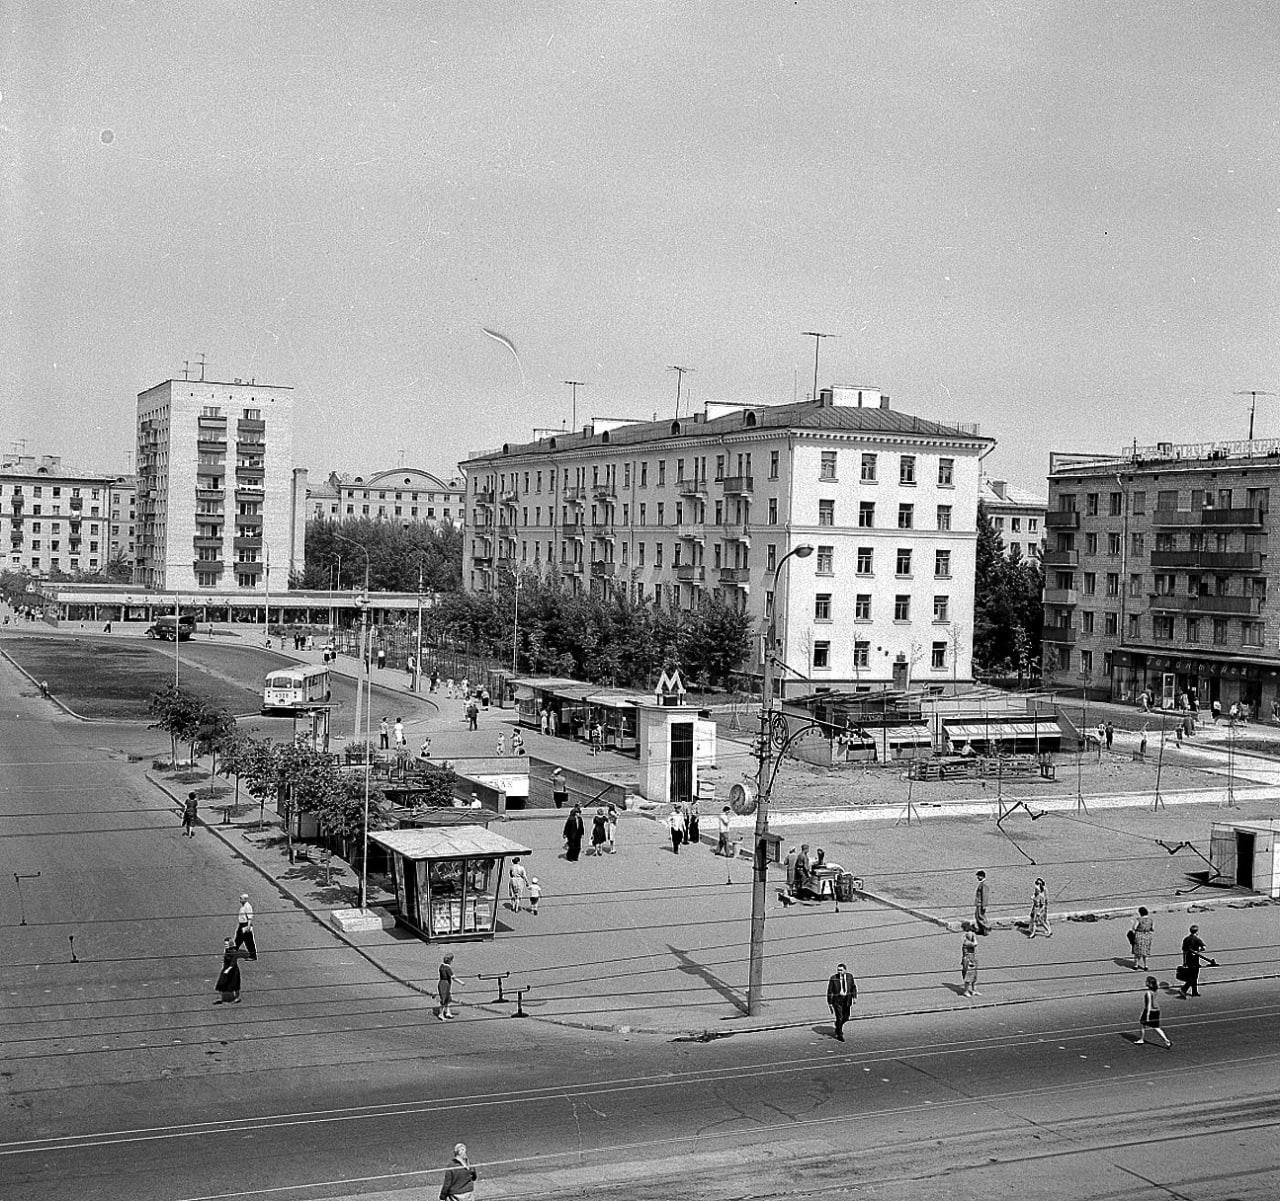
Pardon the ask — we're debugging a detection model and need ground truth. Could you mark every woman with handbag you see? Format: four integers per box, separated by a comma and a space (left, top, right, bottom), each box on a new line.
1130, 907, 1155, 970
1028, 878, 1052, 938
1135, 976, 1171, 1048
960, 924, 980, 997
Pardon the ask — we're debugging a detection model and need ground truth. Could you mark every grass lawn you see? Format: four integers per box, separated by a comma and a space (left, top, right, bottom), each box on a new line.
1, 635, 264, 719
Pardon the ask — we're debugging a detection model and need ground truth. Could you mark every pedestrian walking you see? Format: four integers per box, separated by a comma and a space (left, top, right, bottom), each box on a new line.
438, 1142, 478, 1200
686, 798, 701, 846
716, 805, 733, 856
460, 677, 470, 700
794, 843, 813, 896
589, 806, 609, 855
467, 700, 479, 731
419, 735, 432, 760
507, 857, 528, 911
785, 845, 799, 894
548, 708, 559, 736
1177, 925, 1216, 998
437, 953, 459, 1020
960, 924, 980, 996
394, 717, 406, 748
826, 962, 858, 1041
1212, 698, 1221, 724
551, 766, 568, 810
667, 804, 685, 854
480, 687, 490, 709
1027, 878, 1052, 938
430, 670, 439, 693
376, 646, 386, 671
1175, 722, 1183, 747
234, 893, 258, 959
973, 870, 992, 935
1129, 906, 1155, 970
182, 791, 199, 837
1105, 721, 1114, 750
540, 706, 550, 734
445, 677, 454, 699
528, 876, 541, 915
214, 937, 242, 1004
563, 804, 585, 861
379, 717, 390, 750
1135, 975, 1172, 1048
606, 802, 619, 852
512, 730, 525, 755
495, 732, 506, 757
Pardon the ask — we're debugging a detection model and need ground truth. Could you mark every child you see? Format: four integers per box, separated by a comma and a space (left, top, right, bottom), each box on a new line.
528, 877, 541, 916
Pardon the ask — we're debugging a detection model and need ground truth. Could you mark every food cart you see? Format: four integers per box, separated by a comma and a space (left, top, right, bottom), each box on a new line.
369, 826, 532, 942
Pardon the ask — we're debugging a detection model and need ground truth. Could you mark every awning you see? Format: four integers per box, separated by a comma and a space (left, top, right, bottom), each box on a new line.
885, 724, 933, 745
369, 825, 532, 860
943, 719, 1061, 739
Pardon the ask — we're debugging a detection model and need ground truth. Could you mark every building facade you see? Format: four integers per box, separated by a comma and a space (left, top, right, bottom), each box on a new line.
108, 474, 137, 567
1044, 438, 1280, 712
0, 454, 122, 577
307, 468, 465, 527
979, 477, 1045, 560
135, 378, 303, 593
461, 386, 993, 694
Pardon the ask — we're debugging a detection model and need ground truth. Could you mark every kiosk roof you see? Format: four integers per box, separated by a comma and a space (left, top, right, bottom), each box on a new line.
369, 825, 532, 860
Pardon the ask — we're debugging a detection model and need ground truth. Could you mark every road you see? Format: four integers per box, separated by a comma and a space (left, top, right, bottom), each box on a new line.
2, 653, 1278, 1201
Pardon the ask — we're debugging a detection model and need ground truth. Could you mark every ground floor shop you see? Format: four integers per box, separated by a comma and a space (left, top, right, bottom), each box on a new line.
1112, 647, 1280, 717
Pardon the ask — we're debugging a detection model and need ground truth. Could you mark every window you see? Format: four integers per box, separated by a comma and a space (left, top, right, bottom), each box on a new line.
1106, 572, 1120, 596
1243, 621, 1265, 648
900, 456, 916, 485
1011, 517, 1021, 532
1028, 517, 1038, 532
853, 641, 870, 669
933, 595, 949, 623
1109, 492, 1123, 516
1131, 532, 1144, 556
655, 543, 664, 567
1081, 610, 1095, 634
937, 505, 952, 530
1086, 493, 1099, 516
896, 548, 912, 576
858, 502, 875, 528
1083, 572, 1096, 595
855, 594, 871, 620
1104, 612, 1118, 636
1130, 573, 1142, 597
1153, 615, 1175, 641
1132, 491, 1146, 515
814, 594, 832, 621
638, 543, 646, 567
816, 545, 834, 575
931, 642, 946, 670
768, 498, 778, 523
641, 462, 648, 487
1080, 649, 1094, 674
860, 453, 877, 482
769, 451, 779, 479
818, 499, 835, 526
856, 546, 873, 574
1186, 617, 1200, 643
812, 641, 831, 669
1213, 618, 1229, 645
657, 461, 666, 485
897, 504, 914, 529
639, 503, 647, 525
894, 595, 911, 622
1108, 532, 1121, 556
935, 549, 951, 578
714, 455, 723, 481
657, 503, 665, 525
1128, 613, 1140, 637
820, 451, 837, 480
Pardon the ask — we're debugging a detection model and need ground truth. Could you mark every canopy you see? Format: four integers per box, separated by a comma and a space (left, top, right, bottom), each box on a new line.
369, 825, 531, 860
943, 719, 1060, 739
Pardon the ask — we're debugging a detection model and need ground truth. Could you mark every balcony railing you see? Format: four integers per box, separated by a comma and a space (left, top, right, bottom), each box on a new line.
565, 486, 587, 503
719, 566, 751, 584
1041, 549, 1079, 567
719, 523, 750, 542
675, 564, 706, 582
192, 559, 224, 571
678, 529, 705, 542
722, 475, 753, 496
561, 559, 583, 574
592, 484, 616, 499
1045, 510, 1080, 529
1149, 550, 1263, 570
1149, 593, 1264, 616
1041, 625, 1078, 644
591, 560, 616, 579
1200, 506, 1264, 527
1043, 588, 1079, 606
679, 480, 708, 498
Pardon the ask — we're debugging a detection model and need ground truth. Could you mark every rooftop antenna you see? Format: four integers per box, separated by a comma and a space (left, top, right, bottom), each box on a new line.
564, 380, 585, 430
197, 353, 208, 382
668, 366, 694, 419
1235, 390, 1275, 441
801, 331, 836, 401
10, 438, 27, 456
182, 360, 191, 381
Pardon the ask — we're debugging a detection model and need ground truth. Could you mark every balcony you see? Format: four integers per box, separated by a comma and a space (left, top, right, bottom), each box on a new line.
196, 487, 225, 502
592, 483, 616, 500
1044, 588, 1079, 606
1045, 510, 1080, 529
496, 556, 515, 570
237, 417, 265, 431
234, 560, 264, 574
235, 485, 265, 501
1042, 625, 1078, 644
233, 535, 263, 550
1150, 508, 1197, 526
678, 529, 705, 543
197, 414, 227, 428
722, 475, 753, 496
720, 523, 750, 542
590, 520, 614, 535
198, 437, 228, 454
236, 437, 265, 452
68, 498, 83, 511
193, 536, 223, 549
192, 559, 224, 572
679, 480, 708, 499
719, 566, 751, 584
473, 489, 495, 506
1149, 550, 1263, 571
1201, 506, 1264, 528
499, 489, 519, 506
591, 560, 616, 579
565, 486, 587, 504
1149, 593, 1264, 616
1041, 549, 1079, 567
676, 564, 706, 582
562, 559, 583, 575
236, 512, 262, 526
565, 526, 585, 541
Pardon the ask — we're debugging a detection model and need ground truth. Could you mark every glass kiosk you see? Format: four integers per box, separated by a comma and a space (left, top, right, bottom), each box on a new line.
370, 826, 533, 942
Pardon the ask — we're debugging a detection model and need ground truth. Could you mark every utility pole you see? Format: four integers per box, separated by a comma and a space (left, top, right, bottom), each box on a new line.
564, 380, 586, 431
197, 353, 208, 382
1235, 390, 1274, 441
668, 366, 695, 419
801, 331, 835, 402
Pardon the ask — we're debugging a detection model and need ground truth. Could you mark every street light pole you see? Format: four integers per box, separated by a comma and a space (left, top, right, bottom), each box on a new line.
747, 542, 813, 1017
511, 571, 521, 675
414, 557, 425, 692
335, 535, 371, 741
801, 331, 835, 402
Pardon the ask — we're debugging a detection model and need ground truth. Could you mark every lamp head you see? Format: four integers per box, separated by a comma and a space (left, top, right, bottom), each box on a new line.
793, 544, 815, 558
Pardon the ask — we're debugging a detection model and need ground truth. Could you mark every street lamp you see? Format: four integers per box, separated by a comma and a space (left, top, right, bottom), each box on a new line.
334, 535, 371, 741
511, 570, 522, 675
747, 542, 813, 1016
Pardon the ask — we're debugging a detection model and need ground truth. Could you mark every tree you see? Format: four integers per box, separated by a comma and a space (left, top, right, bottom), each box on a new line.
217, 728, 257, 811
237, 736, 283, 830
147, 684, 204, 767
405, 762, 458, 810
300, 518, 464, 593
972, 502, 1044, 678
678, 598, 754, 690
194, 704, 237, 793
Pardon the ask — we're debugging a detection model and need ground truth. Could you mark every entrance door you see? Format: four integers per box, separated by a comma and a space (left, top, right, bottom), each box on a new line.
1236, 831, 1255, 889
669, 721, 694, 806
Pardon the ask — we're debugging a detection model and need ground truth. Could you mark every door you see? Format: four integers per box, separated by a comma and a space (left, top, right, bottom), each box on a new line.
669, 721, 694, 806
1236, 832, 1255, 889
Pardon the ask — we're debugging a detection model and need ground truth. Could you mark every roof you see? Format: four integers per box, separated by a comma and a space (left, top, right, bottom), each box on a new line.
327, 467, 463, 492
980, 479, 1046, 509
464, 397, 993, 464
369, 825, 532, 859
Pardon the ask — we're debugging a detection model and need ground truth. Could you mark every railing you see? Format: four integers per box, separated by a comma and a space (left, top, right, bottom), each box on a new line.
1150, 508, 1197, 526
1148, 593, 1264, 616
1041, 549, 1078, 567
1041, 626, 1078, 644
679, 480, 708, 497
719, 523, 750, 541
722, 475, 753, 495
1149, 550, 1263, 570
473, 489, 495, 505
675, 564, 706, 582
591, 561, 616, 578
1200, 507, 1264, 527
1043, 588, 1079, 605
1045, 510, 1080, 529
719, 566, 751, 584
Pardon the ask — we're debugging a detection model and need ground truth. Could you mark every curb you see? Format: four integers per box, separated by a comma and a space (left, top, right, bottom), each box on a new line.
0, 646, 92, 722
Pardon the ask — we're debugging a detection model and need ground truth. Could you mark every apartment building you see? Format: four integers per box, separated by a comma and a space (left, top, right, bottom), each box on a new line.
108, 475, 137, 567
0, 454, 120, 577
461, 386, 993, 694
1044, 437, 1280, 712
307, 468, 465, 527
980, 477, 1045, 560
135, 378, 305, 593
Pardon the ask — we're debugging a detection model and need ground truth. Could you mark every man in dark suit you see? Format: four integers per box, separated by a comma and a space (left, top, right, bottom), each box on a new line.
826, 962, 858, 1041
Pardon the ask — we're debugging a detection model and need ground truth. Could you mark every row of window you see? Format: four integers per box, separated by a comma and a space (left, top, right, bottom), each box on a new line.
319, 504, 453, 520
0, 485, 103, 498
812, 638, 951, 671
991, 514, 1040, 533
813, 593, 952, 624
8, 556, 100, 571
1056, 486, 1272, 515
9, 541, 100, 552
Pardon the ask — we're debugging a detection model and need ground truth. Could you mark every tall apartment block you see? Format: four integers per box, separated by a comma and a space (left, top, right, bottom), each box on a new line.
979, 477, 1045, 560
1045, 438, 1278, 711
461, 386, 993, 695
0, 454, 122, 577
135, 378, 303, 593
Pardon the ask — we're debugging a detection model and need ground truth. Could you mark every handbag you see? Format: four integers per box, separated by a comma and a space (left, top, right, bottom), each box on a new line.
1175, 965, 1190, 982
1126, 929, 1136, 947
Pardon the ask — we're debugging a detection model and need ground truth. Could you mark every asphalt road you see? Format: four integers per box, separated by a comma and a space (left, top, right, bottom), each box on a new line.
3, 653, 1279, 1201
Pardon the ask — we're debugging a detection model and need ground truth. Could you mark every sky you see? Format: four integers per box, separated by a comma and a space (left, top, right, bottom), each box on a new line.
2, 1, 1277, 494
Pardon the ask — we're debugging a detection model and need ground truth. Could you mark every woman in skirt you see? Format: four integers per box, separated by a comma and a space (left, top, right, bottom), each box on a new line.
589, 807, 610, 855
1028, 878, 1052, 938
1130, 906, 1155, 971
1136, 976, 1171, 1047
960, 924, 980, 997
215, 937, 241, 1004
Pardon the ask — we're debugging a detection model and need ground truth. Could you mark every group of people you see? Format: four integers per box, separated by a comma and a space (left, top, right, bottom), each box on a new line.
494, 729, 525, 756
378, 716, 408, 750
505, 857, 542, 914
563, 803, 620, 859
665, 799, 701, 854
784, 843, 832, 898
214, 892, 259, 1004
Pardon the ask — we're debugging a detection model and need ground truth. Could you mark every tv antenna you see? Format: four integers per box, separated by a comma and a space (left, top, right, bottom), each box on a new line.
668, 366, 695, 419
1235, 390, 1275, 441
564, 380, 586, 430
801, 331, 836, 401
197, 353, 208, 382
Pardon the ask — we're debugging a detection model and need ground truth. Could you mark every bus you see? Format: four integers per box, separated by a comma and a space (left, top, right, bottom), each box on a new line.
146, 614, 197, 641
263, 664, 332, 712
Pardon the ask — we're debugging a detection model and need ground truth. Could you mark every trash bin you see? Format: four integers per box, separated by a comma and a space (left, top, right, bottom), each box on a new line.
835, 872, 856, 904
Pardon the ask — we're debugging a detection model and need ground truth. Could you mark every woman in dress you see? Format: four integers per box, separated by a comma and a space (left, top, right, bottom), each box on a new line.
215, 937, 241, 1004
960, 924, 980, 997
686, 799, 700, 846
1136, 975, 1171, 1048
589, 807, 609, 856
1130, 906, 1155, 971
562, 805, 585, 861
1028, 878, 1052, 938
437, 953, 458, 1020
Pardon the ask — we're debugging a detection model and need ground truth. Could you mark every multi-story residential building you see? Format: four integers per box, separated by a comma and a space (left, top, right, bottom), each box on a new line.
0, 454, 120, 577
979, 477, 1045, 560
307, 468, 465, 527
108, 474, 137, 568
1044, 437, 1280, 712
461, 386, 993, 694
135, 377, 306, 593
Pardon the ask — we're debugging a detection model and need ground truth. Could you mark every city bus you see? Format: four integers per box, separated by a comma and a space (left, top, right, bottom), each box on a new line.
146, 614, 197, 641
263, 664, 332, 712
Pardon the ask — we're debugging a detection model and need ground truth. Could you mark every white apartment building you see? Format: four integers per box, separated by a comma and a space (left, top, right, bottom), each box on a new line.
0, 454, 121, 577
308, 468, 465, 527
108, 474, 137, 567
135, 378, 305, 593
979, 477, 1046, 560
461, 386, 993, 694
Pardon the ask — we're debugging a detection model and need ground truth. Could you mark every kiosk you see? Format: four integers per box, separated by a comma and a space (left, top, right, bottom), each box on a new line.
370, 826, 532, 942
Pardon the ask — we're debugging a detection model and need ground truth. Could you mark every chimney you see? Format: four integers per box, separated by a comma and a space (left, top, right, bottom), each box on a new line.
879, 394, 890, 409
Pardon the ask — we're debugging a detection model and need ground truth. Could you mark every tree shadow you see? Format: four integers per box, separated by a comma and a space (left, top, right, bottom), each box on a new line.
665, 943, 747, 1012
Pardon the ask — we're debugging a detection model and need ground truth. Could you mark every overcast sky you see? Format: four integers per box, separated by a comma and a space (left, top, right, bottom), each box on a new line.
2, 2, 1276, 492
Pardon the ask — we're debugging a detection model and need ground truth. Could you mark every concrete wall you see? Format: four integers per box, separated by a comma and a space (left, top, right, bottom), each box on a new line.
527, 756, 628, 811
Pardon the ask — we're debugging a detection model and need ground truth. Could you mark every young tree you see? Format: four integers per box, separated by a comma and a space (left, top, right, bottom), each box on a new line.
194, 705, 237, 794
237, 736, 282, 830
147, 684, 203, 767
217, 727, 257, 811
